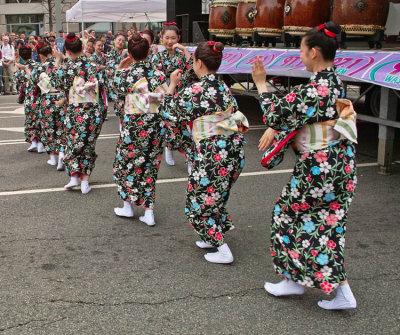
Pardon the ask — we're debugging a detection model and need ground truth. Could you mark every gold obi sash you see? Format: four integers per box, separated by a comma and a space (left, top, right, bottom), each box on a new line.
293, 98, 358, 152
191, 104, 249, 144
69, 76, 99, 104
124, 77, 168, 115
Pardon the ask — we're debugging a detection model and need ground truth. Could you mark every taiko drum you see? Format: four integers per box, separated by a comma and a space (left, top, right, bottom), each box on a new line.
283, 0, 331, 35
209, 0, 239, 38
332, 0, 389, 35
254, 0, 285, 37
236, 0, 258, 37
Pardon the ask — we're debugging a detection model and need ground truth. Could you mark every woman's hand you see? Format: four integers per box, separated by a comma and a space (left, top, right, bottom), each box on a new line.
258, 127, 276, 151
53, 49, 64, 67
173, 43, 185, 52
117, 55, 133, 70
55, 98, 65, 107
173, 43, 191, 62
251, 57, 268, 94
167, 69, 182, 94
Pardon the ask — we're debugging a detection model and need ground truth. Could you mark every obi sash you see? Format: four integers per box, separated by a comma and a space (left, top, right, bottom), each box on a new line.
124, 77, 168, 115
37, 73, 58, 95
293, 98, 358, 152
191, 104, 249, 144
69, 76, 99, 104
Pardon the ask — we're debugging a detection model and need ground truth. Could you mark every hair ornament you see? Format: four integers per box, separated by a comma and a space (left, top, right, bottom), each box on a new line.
66, 36, 77, 42
207, 41, 221, 53
163, 22, 177, 26
318, 24, 337, 38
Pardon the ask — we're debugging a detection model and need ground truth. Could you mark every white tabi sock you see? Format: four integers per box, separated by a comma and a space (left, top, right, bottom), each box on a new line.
317, 284, 357, 310
64, 175, 79, 189
114, 201, 134, 218
80, 180, 91, 194
37, 142, 46, 153
57, 152, 65, 171
27, 139, 38, 152
139, 209, 156, 226
204, 243, 233, 264
164, 147, 175, 166
195, 240, 214, 249
47, 154, 57, 166
264, 279, 305, 297
187, 162, 192, 175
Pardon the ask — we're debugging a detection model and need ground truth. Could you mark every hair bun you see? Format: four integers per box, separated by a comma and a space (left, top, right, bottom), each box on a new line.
215, 42, 224, 53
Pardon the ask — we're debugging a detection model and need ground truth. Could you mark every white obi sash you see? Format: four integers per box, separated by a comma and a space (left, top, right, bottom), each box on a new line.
69, 76, 99, 104
124, 77, 168, 115
293, 98, 358, 152
37, 73, 58, 95
191, 104, 249, 144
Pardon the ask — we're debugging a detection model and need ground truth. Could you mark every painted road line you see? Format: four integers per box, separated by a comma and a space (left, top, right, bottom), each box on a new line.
0, 162, 378, 197
0, 127, 25, 132
0, 126, 268, 146
0, 116, 25, 119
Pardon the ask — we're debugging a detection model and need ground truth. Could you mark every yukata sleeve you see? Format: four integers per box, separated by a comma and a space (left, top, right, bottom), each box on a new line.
13, 70, 24, 90
113, 68, 129, 99
53, 63, 68, 91
258, 82, 334, 131
160, 81, 203, 124
180, 54, 197, 88
105, 61, 118, 101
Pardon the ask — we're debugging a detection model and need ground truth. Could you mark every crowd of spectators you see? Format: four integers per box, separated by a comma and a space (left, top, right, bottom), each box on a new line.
0, 27, 151, 95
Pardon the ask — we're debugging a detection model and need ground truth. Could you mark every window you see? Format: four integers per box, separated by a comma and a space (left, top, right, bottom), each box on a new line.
5, 1, 42, 3
6, 14, 44, 35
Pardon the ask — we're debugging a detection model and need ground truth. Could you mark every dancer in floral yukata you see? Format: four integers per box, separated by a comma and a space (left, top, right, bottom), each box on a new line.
29, 44, 66, 170
90, 39, 108, 122
160, 41, 249, 264
155, 23, 197, 171
13, 46, 45, 153
252, 22, 358, 310
54, 33, 105, 194
112, 33, 168, 227
105, 33, 128, 121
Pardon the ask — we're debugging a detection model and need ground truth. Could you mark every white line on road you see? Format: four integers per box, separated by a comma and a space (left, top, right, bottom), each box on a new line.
0, 162, 378, 197
0, 127, 267, 146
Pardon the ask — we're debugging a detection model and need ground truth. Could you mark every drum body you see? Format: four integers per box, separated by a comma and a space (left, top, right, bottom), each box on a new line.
209, 0, 239, 38
236, 0, 258, 37
332, 0, 389, 35
254, 0, 285, 37
283, 0, 331, 35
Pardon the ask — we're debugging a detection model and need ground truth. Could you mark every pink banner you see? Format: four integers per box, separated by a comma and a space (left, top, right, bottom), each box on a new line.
186, 47, 400, 90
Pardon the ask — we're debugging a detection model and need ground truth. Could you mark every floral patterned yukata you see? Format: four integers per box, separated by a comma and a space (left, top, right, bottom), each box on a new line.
155, 49, 197, 161
90, 52, 108, 121
258, 67, 357, 293
14, 59, 40, 143
54, 56, 105, 176
105, 48, 129, 120
30, 57, 65, 153
113, 61, 168, 209
160, 74, 248, 247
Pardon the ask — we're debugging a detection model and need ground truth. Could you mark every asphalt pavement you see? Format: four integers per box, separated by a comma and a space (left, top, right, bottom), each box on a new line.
0, 93, 399, 334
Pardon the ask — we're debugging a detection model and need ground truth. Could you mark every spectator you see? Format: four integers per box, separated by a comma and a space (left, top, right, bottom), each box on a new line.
56, 30, 65, 53
104, 30, 114, 53
1, 36, 17, 94
20, 32, 27, 44
0, 47, 3, 95
9, 32, 17, 47
88, 29, 96, 39
28, 40, 38, 61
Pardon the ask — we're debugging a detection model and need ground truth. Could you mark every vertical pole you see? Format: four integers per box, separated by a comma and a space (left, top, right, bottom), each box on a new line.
377, 87, 398, 174
55, 0, 62, 32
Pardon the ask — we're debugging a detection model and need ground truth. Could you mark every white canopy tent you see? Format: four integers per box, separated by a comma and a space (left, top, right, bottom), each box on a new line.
66, 0, 167, 24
